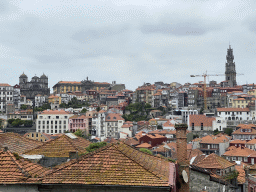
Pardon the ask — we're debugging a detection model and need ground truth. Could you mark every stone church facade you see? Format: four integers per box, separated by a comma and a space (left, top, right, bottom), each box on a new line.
19, 73, 50, 100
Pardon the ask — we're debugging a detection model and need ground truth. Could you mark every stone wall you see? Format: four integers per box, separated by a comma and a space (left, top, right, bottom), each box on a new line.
38, 185, 170, 192
190, 169, 236, 192
0, 185, 39, 192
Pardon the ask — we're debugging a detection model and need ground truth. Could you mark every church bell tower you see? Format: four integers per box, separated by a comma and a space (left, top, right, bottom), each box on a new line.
225, 45, 237, 87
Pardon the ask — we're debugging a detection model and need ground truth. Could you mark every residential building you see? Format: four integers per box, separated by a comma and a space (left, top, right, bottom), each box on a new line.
232, 124, 256, 140
198, 135, 230, 156
48, 95, 61, 109
188, 114, 216, 136
138, 134, 167, 148
69, 115, 89, 134
7, 109, 33, 120
13, 84, 20, 109
36, 109, 73, 134
24, 132, 62, 142
105, 113, 125, 139
223, 147, 256, 164
0, 83, 13, 113
190, 153, 237, 192
34, 94, 47, 107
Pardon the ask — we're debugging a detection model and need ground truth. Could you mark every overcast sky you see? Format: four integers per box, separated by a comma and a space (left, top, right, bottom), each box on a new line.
0, 0, 256, 91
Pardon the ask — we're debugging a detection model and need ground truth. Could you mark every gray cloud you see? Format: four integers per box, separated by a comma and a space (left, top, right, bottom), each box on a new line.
0, 0, 255, 90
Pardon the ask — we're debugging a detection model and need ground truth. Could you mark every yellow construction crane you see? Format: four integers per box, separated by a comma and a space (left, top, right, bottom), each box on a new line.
190, 72, 225, 111
190, 71, 244, 111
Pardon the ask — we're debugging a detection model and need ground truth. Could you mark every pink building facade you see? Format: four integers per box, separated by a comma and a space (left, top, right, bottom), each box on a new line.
69, 115, 89, 134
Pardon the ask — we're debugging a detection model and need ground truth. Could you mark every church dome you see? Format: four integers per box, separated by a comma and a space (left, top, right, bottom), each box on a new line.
19, 72, 27, 78
40, 73, 47, 79
32, 75, 39, 79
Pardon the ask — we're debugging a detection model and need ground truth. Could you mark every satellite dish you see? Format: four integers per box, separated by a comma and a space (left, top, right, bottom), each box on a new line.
182, 170, 188, 183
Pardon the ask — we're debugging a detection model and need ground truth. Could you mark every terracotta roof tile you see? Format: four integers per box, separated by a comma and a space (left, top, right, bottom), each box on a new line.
196, 153, 235, 169
223, 147, 256, 157
189, 115, 215, 126
0, 133, 43, 155
24, 134, 91, 157
41, 142, 173, 187
0, 150, 49, 184
217, 108, 250, 112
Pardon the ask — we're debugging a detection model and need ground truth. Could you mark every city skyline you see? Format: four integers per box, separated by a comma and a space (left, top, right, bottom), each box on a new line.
0, 0, 256, 91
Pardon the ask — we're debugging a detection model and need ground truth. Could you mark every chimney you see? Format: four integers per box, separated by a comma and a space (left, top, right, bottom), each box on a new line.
175, 123, 189, 192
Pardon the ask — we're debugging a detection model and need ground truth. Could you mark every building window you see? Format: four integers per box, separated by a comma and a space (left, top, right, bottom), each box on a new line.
192, 123, 194, 130
56, 116, 59, 119
201, 123, 203, 130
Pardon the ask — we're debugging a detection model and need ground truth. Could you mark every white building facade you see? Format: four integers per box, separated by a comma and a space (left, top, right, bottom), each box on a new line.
36, 109, 73, 134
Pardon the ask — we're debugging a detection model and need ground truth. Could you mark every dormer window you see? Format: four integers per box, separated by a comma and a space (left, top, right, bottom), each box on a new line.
107, 116, 110, 119
113, 117, 116, 120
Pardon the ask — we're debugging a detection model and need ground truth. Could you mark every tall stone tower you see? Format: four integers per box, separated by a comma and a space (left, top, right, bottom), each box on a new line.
225, 45, 237, 87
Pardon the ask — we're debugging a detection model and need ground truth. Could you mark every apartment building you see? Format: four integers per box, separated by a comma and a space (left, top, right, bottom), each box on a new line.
0, 84, 13, 113
36, 109, 73, 134
104, 113, 124, 139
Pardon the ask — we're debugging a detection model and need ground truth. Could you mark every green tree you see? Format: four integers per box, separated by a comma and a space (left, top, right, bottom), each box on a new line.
23, 120, 33, 127
139, 148, 153, 155
59, 103, 67, 108
81, 108, 87, 113
86, 142, 107, 153
145, 103, 151, 109
8, 119, 15, 125
20, 105, 28, 110
74, 129, 83, 137
157, 125, 163, 129
213, 128, 221, 135
11, 119, 22, 127
96, 106, 101, 112
224, 128, 233, 136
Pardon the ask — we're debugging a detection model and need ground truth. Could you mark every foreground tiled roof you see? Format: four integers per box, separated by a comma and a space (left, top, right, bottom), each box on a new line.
0, 150, 49, 184
41, 143, 174, 187
0, 133, 43, 155
196, 153, 235, 169
24, 134, 91, 157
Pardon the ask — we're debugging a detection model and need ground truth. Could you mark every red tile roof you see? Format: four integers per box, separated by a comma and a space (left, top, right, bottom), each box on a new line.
0, 133, 43, 155
24, 134, 91, 157
189, 114, 215, 126
232, 127, 256, 135
0, 149, 49, 183
223, 147, 256, 157
135, 143, 152, 148
41, 143, 173, 187
39, 109, 71, 115
200, 135, 230, 144
217, 108, 250, 112
105, 113, 124, 122
196, 153, 235, 169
